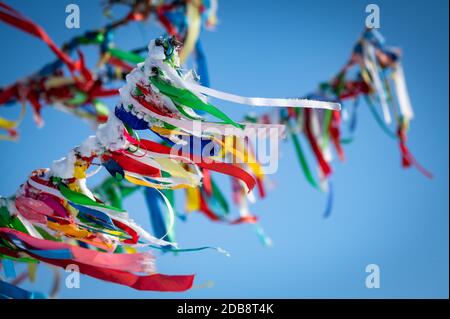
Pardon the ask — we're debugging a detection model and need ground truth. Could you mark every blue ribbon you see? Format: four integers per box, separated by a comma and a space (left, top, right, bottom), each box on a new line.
323, 180, 334, 219
115, 105, 149, 130
69, 202, 120, 231
195, 40, 210, 87
1, 259, 16, 279
0, 280, 46, 299
144, 188, 174, 249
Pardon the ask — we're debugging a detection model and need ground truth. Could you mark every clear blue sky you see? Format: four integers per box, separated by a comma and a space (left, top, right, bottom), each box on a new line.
0, 0, 448, 298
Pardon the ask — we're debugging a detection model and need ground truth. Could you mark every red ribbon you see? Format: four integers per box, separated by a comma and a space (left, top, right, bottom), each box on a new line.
156, 4, 178, 38
199, 191, 221, 221
0, 243, 194, 292
199, 190, 259, 225
397, 123, 433, 179
133, 84, 173, 117
304, 109, 332, 177
0, 2, 79, 73
0, 84, 17, 105
125, 132, 256, 192
108, 152, 161, 178
202, 169, 213, 196
329, 110, 345, 161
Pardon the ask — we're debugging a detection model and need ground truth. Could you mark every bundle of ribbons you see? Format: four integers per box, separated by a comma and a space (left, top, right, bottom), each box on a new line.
241, 28, 432, 217
0, 1, 431, 298
0, 0, 303, 258
0, 35, 338, 298
0, 0, 216, 141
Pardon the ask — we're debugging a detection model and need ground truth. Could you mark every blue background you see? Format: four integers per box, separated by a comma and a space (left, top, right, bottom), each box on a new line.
0, 0, 448, 298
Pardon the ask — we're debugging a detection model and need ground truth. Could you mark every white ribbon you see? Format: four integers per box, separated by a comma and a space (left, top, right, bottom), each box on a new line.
364, 42, 392, 124
393, 62, 414, 120
184, 81, 341, 111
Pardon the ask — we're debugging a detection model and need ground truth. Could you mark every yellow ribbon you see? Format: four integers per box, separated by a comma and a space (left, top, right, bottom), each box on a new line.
0, 116, 17, 130
124, 174, 190, 190
0, 103, 26, 141
179, 0, 202, 64
150, 126, 190, 136
28, 263, 37, 282
154, 157, 200, 186
47, 221, 91, 239
215, 136, 264, 178
185, 187, 200, 212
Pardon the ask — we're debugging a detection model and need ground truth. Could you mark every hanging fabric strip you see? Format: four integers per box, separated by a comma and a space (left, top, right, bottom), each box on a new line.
149, 244, 230, 256
185, 187, 201, 212
365, 96, 397, 139
179, 1, 201, 64
363, 41, 391, 124
48, 266, 61, 298
392, 62, 414, 120
183, 81, 341, 110
0, 102, 25, 140
322, 179, 334, 218
2, 259, 15, 278
0, 279, 46, 299
397, 121, 433, 179
329, 110, 345, 161
304, 109, 332, 177
0, 245, 194, 292
143, 187, 176, 244
195, 40, 210, 87
288, 123, 318, 188
0, 228, 156, 273
0, 2, 78, 73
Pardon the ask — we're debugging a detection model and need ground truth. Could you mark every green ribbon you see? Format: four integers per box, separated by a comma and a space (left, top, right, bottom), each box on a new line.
93, 100, 109, 117
150, 76, 244, 129
149, 244, 228, 255
173, 103, 200, 120
67, 92, 87, 105
108, 48, 145, 64
321, 109, 333, 149
9, 217, 29, 235
340, 137, 354, 144
0, 254, 38, 264
35, 226, 61, 242
58, 182, 125, 213
94, 177, 140, 209
0, 205, 10, 227
288, 123, 318, 189
365, 96, 397, 139
211, 178, 229, 215
94, 177, 123, 208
